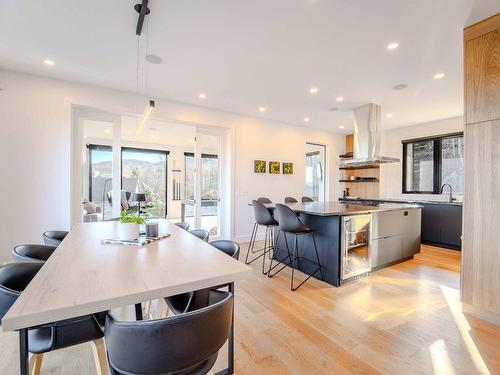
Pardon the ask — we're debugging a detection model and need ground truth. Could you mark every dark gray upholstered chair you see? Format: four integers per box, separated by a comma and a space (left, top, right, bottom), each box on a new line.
0, 262, 109, 374
245, 200, 279, 274
256, 197, 272, 203
268, 203, 323, 291
165, 240, 239, 315
42, 231, 69, 247
175, 222, 190, 231
301, 196, 314, 203
189, 229, 210, 242
106, 290, 233, 375
284, 197, 298, 204
210, 240, 240, 260
12, 245, 56, 263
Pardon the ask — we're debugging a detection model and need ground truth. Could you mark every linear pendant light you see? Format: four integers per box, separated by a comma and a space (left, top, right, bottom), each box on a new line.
134, 100, 155, 138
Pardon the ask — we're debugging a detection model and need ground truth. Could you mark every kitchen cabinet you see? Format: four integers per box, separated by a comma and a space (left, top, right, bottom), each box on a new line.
402, 209, 421, 258
371, 235, 403, 268
421, 204, 462, 250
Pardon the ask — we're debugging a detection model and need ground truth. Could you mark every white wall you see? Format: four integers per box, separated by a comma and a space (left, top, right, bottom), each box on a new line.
379, 116, 464, 202
0, 69, 343, 261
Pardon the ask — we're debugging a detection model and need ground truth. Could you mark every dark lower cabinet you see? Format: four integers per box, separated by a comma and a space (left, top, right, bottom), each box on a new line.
421, 204, 462, 250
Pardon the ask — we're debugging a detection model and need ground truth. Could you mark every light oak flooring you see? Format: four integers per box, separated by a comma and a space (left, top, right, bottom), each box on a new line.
1, 244, 499, 374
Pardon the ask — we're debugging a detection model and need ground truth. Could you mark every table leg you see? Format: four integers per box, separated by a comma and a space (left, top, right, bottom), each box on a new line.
135, 303, 143, 321
19, 329, 28, 375
215, 282, 234, 375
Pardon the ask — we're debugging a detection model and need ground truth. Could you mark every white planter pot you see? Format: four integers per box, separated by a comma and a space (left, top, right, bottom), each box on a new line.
118, 223, 140, 241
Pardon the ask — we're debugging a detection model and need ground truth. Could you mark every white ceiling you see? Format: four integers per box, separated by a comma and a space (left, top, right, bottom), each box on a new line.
0, 0, 474, 133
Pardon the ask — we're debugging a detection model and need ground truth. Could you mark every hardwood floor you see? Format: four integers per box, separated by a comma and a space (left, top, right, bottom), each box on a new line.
1, 244, 499, 374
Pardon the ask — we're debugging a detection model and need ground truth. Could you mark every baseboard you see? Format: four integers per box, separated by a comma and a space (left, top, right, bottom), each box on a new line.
463, 303, 500, 326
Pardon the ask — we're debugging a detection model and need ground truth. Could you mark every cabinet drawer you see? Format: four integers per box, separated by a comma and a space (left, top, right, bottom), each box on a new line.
371, 235, 403, 268
372, 211, 403, 239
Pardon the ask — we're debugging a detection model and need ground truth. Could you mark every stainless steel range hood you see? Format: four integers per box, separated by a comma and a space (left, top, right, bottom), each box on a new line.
340, 103, 399, 168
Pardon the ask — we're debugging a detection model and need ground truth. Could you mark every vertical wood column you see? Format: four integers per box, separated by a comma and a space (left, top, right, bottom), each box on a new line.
462, 13, 500, 324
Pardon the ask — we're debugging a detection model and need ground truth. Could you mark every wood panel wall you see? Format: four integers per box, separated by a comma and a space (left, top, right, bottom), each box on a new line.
462, 13, 500, 325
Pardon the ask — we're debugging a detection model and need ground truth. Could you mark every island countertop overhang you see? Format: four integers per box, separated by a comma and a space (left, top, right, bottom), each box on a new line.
249, 201, 422, 216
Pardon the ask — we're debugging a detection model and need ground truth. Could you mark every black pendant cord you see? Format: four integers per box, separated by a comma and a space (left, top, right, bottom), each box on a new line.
135, 0, 150, 36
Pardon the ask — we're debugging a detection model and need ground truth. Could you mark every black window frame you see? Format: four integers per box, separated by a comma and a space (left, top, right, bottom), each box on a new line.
402, 132, 463, 194
87, 144, 170, 216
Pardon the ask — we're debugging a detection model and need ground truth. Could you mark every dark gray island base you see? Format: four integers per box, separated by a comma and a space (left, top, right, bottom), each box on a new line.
262, 202, 422, 287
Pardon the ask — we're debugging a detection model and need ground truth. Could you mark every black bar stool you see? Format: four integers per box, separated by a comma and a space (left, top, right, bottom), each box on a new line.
301, 196, 314, 202
284, 197, 298, 203
12, 245, 56, 263
268, 203, 323, 291
245, 200, 279, 274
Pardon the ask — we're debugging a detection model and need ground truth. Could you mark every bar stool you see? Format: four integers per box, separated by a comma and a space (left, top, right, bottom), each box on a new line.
42, 231, 69, 247
268, 203, 323, 291
0, 262, 109, 375
302, 196, 314, 202
245, 200, 279, 274
284, 197, 298, 203
12, 244, 56, 263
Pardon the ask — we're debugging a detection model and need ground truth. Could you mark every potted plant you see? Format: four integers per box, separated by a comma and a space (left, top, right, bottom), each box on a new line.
118, 210, 145, 240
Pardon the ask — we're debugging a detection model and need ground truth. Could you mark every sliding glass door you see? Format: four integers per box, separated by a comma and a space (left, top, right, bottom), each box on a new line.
305, 143, 326, 201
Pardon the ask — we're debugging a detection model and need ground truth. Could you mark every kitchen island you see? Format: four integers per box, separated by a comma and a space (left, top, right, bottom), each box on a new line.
260, 201, 422, 287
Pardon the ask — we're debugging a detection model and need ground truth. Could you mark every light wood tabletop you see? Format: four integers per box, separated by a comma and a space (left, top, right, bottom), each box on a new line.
2, 220, 251, 332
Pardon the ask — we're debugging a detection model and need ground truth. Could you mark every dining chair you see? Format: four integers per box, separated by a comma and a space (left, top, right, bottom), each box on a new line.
210, 240, 240, 260
301, 196, 314, 202
284, 197, 298, 204
42, 231, 69, 247
12, 244, 57, 263
164, 240, 239, 315
256, 197, 272, 203
189, 229, 210, 242
0, 262, 110, 375
105, 290, 233, 375
175, 222, 190, 231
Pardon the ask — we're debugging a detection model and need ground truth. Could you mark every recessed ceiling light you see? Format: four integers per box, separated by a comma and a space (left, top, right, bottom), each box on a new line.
258, 107, 266, 113
386, 113, 393, 118
309, 87, 318, 94
433, 73, 445, 80
339, 126, 345, 129
393, 84, 408, 90
145, 54, 162, 64
104, 129, 111, 135
304, 117, 310, 122
336, 96, 344, 103
43, 59, 55, 66
199, 93, 207, 99
387, 42, 399, 50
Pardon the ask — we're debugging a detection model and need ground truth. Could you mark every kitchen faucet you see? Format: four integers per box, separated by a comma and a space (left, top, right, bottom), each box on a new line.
440, 183, 456, 203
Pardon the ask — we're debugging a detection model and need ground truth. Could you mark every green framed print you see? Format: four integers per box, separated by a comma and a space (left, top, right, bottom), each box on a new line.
254, 160, 266, 173
269, 161, 281, 174
283, 162, 293, 174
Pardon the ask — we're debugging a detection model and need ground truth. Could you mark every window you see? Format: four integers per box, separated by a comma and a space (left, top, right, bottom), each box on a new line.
402, 133, 463, 194
87, 145, 168, 219
305, 143, 326, 201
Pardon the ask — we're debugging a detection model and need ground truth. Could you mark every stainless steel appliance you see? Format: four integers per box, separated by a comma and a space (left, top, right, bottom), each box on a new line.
340, 214, 372, 281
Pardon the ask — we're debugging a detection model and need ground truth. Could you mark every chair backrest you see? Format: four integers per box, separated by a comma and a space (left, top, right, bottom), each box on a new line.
210, 240, 240, 260
105, 290, 233, 375
256, 197, 272, 204
0, 262, 43, 320
175, 222, 190, 231
189, 229, 210, 242
275, 203, 305, 233
42, 231, 69, 247
252, 200, 277, 226
284, 197, 298, 204
12, 244, 56, 263
301, 196, 314, 203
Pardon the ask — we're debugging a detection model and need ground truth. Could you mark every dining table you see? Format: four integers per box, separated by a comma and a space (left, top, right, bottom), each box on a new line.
1, 220, 252, 375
